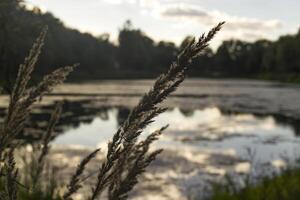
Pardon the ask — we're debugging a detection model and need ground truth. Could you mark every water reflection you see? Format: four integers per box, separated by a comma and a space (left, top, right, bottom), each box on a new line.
47, 102, 300, 199
48, 102, 300, 164
1, 99, 300, 164
1, 98, 300, 199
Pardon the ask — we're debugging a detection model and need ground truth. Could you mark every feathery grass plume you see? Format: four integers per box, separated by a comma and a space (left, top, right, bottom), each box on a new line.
89, 22, 225, 200
9, 27, 47, 109
108, 126, 168, 200
38, 103, 62, 164
0, 27, 77, 199
63, 148, 100, 200
31, 103, 63, 189
4, 148, 18, 200
4, 27, 47, 125
22, 64, 77, 109
0, 26, 77, 155
0, 64, 76, 152
0, 27, 47, 155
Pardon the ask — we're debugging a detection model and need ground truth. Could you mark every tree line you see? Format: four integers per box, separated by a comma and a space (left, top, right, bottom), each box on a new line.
1, 0, 300, 90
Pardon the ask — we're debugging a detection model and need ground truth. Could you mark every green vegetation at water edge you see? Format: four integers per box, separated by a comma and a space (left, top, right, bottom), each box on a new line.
208, 168, 300, 200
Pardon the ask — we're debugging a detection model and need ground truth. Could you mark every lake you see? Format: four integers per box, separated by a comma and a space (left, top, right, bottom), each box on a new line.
1, 78, 300, 199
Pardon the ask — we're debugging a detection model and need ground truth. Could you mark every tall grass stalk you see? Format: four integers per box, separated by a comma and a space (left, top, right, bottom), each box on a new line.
0, 22, 224, 200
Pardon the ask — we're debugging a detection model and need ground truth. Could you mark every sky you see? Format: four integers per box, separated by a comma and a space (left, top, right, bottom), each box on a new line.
25, 0, 300, 48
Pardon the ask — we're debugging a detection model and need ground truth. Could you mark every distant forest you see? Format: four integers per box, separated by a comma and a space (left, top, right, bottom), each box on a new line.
1, 0, 300, 88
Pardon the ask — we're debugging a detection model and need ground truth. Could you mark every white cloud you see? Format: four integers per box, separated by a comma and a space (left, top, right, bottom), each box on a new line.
139, 0, 161, 8
160, 5, 208, 18
157, 3, 282, 41
217, 30, 270, 43
101, 0, 176, 9
97, 0, 284, 44
101, 0, 137, 5
139, 0, 178, 8
159, 4, 281, 30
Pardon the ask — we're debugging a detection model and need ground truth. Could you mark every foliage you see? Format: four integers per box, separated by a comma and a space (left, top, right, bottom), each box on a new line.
207, 168, 300, 200
0, 0, 117, 88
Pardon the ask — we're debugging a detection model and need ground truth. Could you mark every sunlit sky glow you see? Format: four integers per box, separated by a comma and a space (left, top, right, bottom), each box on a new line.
25, 0, 300, 47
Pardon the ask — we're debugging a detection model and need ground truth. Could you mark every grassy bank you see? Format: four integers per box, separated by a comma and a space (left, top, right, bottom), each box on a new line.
208, 168, 300, 200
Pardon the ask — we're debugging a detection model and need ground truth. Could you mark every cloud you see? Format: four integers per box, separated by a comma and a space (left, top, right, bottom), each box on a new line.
160, 5, 209, 18
217, 30, 270, 43
139, 0, 160, 8
101, 0, 137, 5
139, 0, 176, 8
99, 0, 283, 43
159, 4, 282, 31
158, 3, 282, 42
101, 0, 282, 33
101, 0, 175, 9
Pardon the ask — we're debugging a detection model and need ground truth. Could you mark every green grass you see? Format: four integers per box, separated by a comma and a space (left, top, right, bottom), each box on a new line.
208, 168, 300, 200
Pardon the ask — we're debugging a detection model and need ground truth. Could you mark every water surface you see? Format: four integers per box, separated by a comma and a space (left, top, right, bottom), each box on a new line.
53, 106, 300, 164
1, 79, 300, 199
